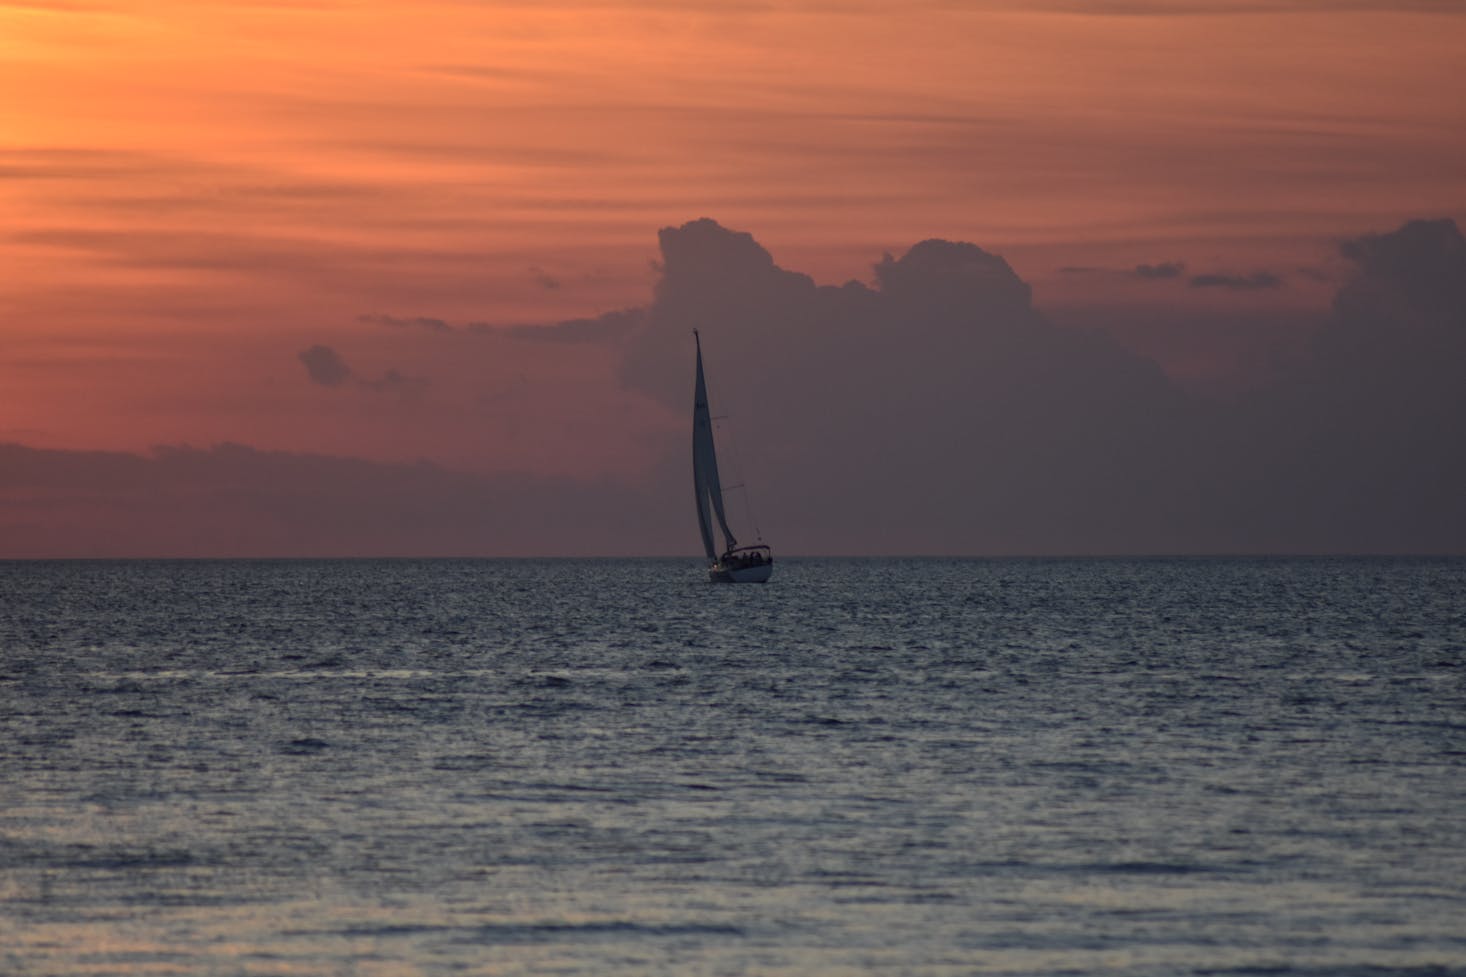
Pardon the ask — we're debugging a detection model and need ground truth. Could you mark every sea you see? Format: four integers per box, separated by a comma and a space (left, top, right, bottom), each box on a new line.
1, 557, 1464, 977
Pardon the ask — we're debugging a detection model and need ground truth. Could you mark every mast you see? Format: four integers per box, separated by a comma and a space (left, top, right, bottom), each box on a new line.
692, 331, 738, 558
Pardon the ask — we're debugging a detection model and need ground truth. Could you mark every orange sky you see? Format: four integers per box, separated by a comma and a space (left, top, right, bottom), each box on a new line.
3, 1, 1464, 477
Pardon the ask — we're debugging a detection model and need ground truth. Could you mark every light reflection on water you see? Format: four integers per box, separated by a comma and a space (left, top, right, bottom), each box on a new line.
2, 557, 1464, 976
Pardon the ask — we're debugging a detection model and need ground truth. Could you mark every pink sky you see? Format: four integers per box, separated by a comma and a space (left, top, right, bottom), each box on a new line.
3, 1, 1464, 555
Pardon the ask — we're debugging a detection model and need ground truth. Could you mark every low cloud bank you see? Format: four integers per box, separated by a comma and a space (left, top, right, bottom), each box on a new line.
0, 443, 682, 558
7, 216, 1464, 556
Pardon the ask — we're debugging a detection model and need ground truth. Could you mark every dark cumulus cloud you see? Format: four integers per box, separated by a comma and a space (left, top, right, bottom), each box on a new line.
621, 218, 1184, 555
1339, 217, 1466, 308
615, 215, 1465, 555
1208, 217, 1466, 551
299, 345, 351, 387
297, 344, 426, 398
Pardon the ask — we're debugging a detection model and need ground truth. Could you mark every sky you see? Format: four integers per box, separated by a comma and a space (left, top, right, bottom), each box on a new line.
2, 0, 1465, 556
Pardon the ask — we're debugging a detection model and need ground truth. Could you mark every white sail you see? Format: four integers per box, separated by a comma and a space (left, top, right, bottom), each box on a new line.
692, 332, 738, 560
692, 331, 772, 583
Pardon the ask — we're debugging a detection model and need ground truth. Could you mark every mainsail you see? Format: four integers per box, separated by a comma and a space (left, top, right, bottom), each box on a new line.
692, 331, 738, 560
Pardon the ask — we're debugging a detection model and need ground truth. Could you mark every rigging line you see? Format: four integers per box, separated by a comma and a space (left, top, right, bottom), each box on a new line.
717, 415, 764, 544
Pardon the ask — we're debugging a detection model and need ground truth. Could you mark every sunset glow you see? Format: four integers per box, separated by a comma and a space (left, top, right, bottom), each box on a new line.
3, 1, 1464, 555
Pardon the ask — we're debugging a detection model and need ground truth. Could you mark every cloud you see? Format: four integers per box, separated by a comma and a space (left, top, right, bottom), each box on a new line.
12, 216, 1466, 557
1009, 0, 1465, 13
299, 345, 351, 387
1189, 270, 1284, 290
873, 238, 1034, 320
0, 147, 151, 180
1057, 260, 1188, 281
1337, 217, 1466, 316
613, 216, 1465, 554
358, 313, 453, 332
357, 307, 642, 345
298, 344, 428, 398
1135, 261, 1186, 280
1319, 218, 1466, 359
0, 442, 682, 558
0, 2, 108, 11
508, 309, 643, 345
361, 368, 429, 399
1293, 266, 1335, 283
619, 218, 1192, 555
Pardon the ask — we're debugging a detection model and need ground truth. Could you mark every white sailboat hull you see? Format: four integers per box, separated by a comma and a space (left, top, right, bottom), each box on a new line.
709, 562, 773, 584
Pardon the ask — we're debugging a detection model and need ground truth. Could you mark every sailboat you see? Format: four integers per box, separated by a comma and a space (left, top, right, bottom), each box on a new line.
692, 331, 773, 583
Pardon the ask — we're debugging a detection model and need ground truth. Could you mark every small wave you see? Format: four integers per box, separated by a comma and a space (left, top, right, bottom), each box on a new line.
518, 673, 574, 689
749, 769, 809, 784
59, 849, 197, 870
1082, 860, 1220, 875
308, 920, 747, 944
1196, 967, 1466, 977
459, 920, 746, 943
432, 753, 498, 771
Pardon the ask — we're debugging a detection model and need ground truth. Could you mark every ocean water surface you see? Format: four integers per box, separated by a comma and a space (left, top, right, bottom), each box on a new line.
1, 557, 1464, 976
